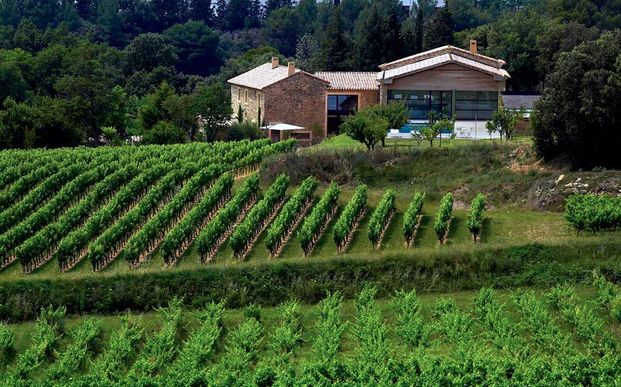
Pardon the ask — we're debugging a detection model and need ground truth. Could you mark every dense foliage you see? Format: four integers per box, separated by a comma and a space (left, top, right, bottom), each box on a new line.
0, 139, 288, 273
367, 189, 396, 247
1, 0, 618, 149
532, 31, 621, 168
229, 174, 290, 259
565, 194, 621, 233
466, 193, 486, 242
434, 192, 453, 242
403, 191, 425, 245
333, 184, 367, 252
297, 182, 340, 255
3, 283, 621, 384
265, 176, 318, 255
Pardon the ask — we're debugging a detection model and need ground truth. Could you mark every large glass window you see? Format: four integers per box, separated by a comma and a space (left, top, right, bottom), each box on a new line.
327, 95, 358, 135
455, 91, 498, 120
388, 90, 452, 120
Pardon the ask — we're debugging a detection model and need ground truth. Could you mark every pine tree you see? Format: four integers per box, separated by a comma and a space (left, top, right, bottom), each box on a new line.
423, 2, 453, 51
190, 0, 215, 26
323, 4, 349, 71
353, 0, 403, 70
97, 0, 125, 47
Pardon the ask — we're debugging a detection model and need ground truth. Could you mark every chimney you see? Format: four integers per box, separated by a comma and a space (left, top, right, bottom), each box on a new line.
287, 62, 295, 76
469, 40, 478, 55
271, 57, 279, 69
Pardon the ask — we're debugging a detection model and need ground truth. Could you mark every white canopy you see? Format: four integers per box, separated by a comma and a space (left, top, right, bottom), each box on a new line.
262, 123, 305, 131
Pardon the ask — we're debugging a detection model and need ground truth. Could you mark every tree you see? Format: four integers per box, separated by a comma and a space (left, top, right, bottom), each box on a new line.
421, 119, 453, 147
96, 0, 125, 47
163, 21, 222, 76
423, 3, 454, 51
190, 0, 215, 26
142, 120, 187, 144
192, 83, 232, 142
532, 31, 621, 169
368, 102, 409, 146
400, 7, 423, 55
263, 7, 300, 57
352, 0, 403, 70
323, 4, 349, 71
265, 0, 293, 18
124, 33, 177, 73
536, 21, 599, 80
295, 33, 322, 72
485, 108, 520, 141
340, 108, 389, 150
0, 61, 27, 104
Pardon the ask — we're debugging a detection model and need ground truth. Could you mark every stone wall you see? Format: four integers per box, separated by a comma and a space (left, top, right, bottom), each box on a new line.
263, 73, 328, 141
230, 85, 264, 124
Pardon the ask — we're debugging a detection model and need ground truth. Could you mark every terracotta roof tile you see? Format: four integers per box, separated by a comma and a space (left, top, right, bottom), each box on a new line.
314, 72, 378, 90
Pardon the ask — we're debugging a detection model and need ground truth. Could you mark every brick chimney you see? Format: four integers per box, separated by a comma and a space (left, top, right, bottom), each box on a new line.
469, 40, 478, 55
271, 57, 279, 69
287, 62, 296, 76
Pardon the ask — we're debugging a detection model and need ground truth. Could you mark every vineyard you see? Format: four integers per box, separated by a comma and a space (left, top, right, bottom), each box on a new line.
0, 139, 294, 274
2, 275, 621, 384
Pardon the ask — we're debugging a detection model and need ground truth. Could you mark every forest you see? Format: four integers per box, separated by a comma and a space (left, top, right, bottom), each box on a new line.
0, 0, 621, 161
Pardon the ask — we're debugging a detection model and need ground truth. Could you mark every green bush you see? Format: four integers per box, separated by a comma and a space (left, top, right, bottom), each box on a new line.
610, 295, 621, 323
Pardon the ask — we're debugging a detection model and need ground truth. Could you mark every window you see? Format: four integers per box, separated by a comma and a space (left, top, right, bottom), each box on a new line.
455, 91, 498, 120
237, 88, 241, 101
388, 90, 452, 121
327, 94, 358, 135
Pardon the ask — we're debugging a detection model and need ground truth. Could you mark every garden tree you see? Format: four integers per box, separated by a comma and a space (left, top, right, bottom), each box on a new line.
189, 0, 215, 27
353, 0, 403, 71
340, 108, 389, 150
263, 7, 301, 57
532, 30, 621, 169
485, 108, 520, 141
421, 118, 454, 147
422, 2, 454, 51
295, 33, 322, 72
227, 121, 263, 141
96, 0, 125, 47
192, 83, 232, 142
163, 21, 222, 76
536, 21, 599, 80
323, 4, 349, 71
124, 33, 177, 73
142, 120, 188, 144
369, 102, 409, 146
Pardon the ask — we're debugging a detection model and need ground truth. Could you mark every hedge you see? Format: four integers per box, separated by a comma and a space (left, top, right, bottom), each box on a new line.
1, 239, 621, 322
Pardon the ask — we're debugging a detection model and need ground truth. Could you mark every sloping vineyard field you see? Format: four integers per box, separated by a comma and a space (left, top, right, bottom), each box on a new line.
0, 139, 294, 274
2, 276, 621, 385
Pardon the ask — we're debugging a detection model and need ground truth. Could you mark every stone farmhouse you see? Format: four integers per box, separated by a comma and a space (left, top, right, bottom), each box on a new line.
227, 41, 511, 142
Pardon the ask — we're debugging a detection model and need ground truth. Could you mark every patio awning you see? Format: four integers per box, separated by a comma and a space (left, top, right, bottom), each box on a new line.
261, 123, 305, 131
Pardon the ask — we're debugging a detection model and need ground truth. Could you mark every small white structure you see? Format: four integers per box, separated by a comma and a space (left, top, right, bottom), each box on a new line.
262, 123, 313, 146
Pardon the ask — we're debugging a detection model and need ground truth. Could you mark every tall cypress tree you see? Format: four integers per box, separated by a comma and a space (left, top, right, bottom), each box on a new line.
353, 0, 403, 70
324, 4, 349, 70
414, 6, 424, 53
